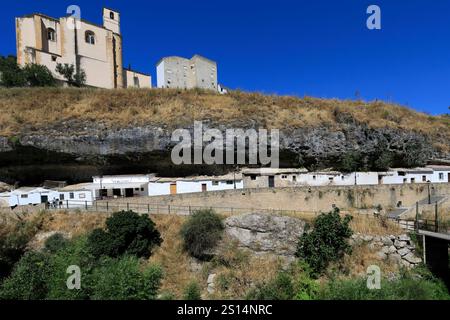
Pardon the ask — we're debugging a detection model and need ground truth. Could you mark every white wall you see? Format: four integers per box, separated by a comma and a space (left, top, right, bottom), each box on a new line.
58, 190, 94, 208
148, 180, 244, 196
8, 189, 59, 207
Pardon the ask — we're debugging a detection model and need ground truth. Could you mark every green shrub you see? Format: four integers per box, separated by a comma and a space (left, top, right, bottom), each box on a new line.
22, 64, 56, 87
0, 219, 42, 280
320, 271, 450, 300
87, 211, 162, 259
0, 251, 53, 300
296, 208, 353, 276
0, 56, 25, 87
89, 256, 163, 300
46, 236, 94, 300
183, 280, 202, 300
293, 262, 320, 300
181, 209, 224, 259
246, 272, 295, 300
44, 233, 68, 254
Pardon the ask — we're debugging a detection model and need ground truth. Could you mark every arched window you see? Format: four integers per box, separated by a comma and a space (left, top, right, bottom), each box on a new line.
85, 31, 95, 45
110, 11, 115, 19
47, 28, 56, 41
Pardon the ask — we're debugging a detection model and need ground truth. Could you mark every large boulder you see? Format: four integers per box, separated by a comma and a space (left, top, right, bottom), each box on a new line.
224, 213, 306, 257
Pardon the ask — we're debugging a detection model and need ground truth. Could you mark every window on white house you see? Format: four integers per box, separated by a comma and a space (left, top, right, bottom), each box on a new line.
110, 12, 115, 19
21, 194, 28, 199
59, 194, 65, 200
250, 175, 257, 181
212, 181, 219, 186
282, 175, 288, 179
411, 178, 415, 184
47, 28, 56, 41
51, 55, 57, 62
439, 173, 444, 180
226, 181, 234, 185
85, 31, 95, 45
79, 194, 86, 199
133, 76, 140, 88
70, 192, 74, 199
292, 176, 297, 182
422, 176, 427, 182
313, 176, 316, 180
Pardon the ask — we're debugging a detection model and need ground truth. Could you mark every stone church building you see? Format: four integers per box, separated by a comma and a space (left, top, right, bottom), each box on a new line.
15, 7, 151, 89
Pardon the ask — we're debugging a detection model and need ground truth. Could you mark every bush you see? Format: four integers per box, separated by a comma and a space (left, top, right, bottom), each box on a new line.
293, 262, 320, 300
46, 236, 94, 300
44, 233, 68, 254
320, 270, 450, 300
22, 64, 56, 87
296, 208, 353, 276
0, 56, 25, 87
0, 251, 53, 300
87, 211, 162, 259
181, 209, 224, 259
89, 256, 163, 300
246, 272, 295, 300
0, 219, 42, 280
183, 280, 202, 300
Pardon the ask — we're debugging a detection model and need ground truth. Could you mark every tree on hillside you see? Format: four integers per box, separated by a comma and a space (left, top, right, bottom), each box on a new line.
56, 63, 86, 87
0, 56, 25, 87
22, 63, 56, 87
87, 211, 162, 259
296, 208, 353, 276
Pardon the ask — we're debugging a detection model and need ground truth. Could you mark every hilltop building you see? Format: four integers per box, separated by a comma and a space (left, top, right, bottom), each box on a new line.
15, 8, 151, 89
156, 55, 218, 91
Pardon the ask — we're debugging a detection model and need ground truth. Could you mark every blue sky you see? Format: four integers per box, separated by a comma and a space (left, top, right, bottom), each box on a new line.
1, 0, 449, 115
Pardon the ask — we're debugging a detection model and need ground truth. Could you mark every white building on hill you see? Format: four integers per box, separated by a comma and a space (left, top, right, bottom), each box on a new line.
148, 173, 243, 196
156, 55, 218, 91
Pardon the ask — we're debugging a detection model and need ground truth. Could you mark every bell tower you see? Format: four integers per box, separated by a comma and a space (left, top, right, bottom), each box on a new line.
103, 7, 120, 34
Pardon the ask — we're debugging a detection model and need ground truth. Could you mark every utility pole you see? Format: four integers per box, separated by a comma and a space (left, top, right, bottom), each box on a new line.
427, 181, 431, 205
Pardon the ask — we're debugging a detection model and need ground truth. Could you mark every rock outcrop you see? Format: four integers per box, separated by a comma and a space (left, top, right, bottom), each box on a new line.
223, 213, 306, 257
350, 233, 422, 268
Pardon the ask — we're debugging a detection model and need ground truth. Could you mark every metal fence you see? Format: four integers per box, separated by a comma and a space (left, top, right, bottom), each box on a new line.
48, 199, 317, 217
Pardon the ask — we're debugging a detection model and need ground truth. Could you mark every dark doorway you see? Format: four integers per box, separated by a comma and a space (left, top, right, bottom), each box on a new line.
268, 176, 275, 188
100, 189, 108, 198
113, 189, 121, 197
202, 184, 207, 192
125, 188, 134, 198
40, 195, 48, 203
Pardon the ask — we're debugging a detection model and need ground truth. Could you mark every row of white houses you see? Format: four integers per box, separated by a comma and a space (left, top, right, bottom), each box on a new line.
1, 166, 449, 209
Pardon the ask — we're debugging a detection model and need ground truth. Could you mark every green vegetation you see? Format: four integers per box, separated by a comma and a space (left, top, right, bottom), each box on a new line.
0, 251, 53, 300
296, 208, 353, 276
0, 56, 55, 87
87, 210, 162, 259
246, 272, 295, 300
0, 211, 163, 300
183, 280, 202, 300
55, 63, 86, 87
44, 233, 68, 254
0, 217, 43, 280
320, 268, 450, 300
181, 209, 224, 259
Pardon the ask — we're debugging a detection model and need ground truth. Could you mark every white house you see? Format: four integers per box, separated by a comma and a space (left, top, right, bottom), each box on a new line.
7, 187, 59, 207
148, 173, 243, 196
57, 183, 95, 208
92, 174, 154, 199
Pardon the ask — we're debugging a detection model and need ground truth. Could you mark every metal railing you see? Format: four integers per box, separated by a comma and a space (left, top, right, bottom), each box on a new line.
47, 199, 318, 217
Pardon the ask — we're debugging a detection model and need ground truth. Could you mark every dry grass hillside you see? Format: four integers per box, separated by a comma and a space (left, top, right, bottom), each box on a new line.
0, 87, 448, 152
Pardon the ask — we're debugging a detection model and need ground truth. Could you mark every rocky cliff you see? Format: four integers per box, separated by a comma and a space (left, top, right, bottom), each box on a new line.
0, 88, 448, 184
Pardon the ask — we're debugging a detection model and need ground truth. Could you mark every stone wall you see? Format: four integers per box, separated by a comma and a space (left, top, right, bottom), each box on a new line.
106, 183, 450, 213
351, 233, 423, 268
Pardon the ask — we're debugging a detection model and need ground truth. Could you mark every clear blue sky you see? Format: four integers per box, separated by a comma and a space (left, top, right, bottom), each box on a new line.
1, 0, 449, 115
